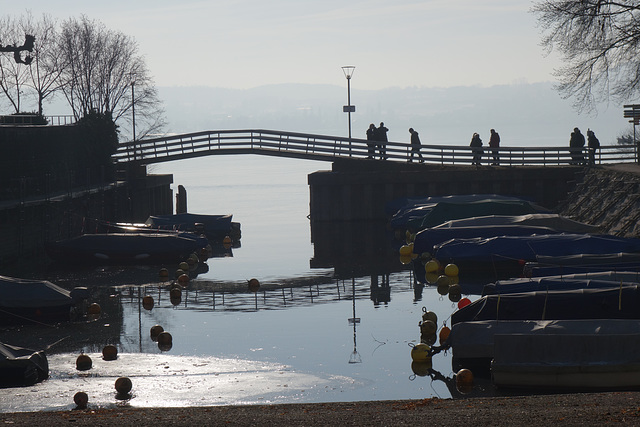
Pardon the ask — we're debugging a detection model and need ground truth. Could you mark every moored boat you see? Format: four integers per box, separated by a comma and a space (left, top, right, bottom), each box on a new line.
46, 233, 209, 264
145, 213, 240, 240
0, 342, 49, 386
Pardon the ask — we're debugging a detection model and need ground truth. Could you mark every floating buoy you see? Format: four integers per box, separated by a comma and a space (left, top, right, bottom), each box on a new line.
444, 263, 459, 277
410, 342, 431, 362
73, 391, 89, 409
421, 308, 438, 324
199, 247, 209, 261
102, 345, 118, 361
456, 368, 474, 387
399, 244, 413, 256
421, 332, 437, 346
169, 286, 182, 299
115, 376, 132, 395
179, 261, 189, 272
159, 267, 169, 280
223, 235, 232, 245
399, 255, 413, 265
76, 354, 92, 371
436, 275, 451, 295
424, 259, 439, 273
458, 297, 472, 309
448, 283, 462, 302
175, 268, 186, 278
177, 274, 190, 286
87, 303, 101, 315
425, 272, 439, 284
419, 319, 437, 336
157, 331, 173, 346
142, 295, 154, 310
410, 360, 432, 377
188, 253, 199, 265
150, 324, 164, 341
439, 326, 451, 344
248, 278, 260, 292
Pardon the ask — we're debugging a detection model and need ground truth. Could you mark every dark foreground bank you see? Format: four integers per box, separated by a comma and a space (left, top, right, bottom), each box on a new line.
3, 392, 640, 426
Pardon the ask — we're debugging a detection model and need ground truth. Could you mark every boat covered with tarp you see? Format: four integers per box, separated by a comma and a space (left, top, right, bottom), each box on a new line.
386, 194, 523, 218
0, 275, 88, 324
482, 276, 640, 296
431, 213, 601, 234
443, 319, 640, 380
451, 285, 640, 325
523, 253, 640, 277
46, 233, 208, 264
433, 233, 640, 279
145, 213, 240, 240
413, 224, 560, 256
0, 342, 48, 386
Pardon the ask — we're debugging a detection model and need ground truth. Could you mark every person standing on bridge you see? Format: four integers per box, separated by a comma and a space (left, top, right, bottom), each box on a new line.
366, 123, 376, 159
470, 132, 483, 166
569, 127, 586, 165
489, 128, 500, 165
587, 129, 600, 166
408, 128, 423, 163
376, 122, 389, 159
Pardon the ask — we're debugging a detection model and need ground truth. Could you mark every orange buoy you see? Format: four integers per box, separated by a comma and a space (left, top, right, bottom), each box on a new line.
73, 391, 89, 409
456, 368, 474, 387
142, 295, 154, 310
177, 273, 190, 286
102, 345, 118, 361
439, 326, 451, 344
458, 297, 472, 309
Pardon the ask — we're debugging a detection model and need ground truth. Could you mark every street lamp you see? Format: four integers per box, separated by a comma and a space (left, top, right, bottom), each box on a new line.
129, 73, 137, 160
342, 66, 355, 156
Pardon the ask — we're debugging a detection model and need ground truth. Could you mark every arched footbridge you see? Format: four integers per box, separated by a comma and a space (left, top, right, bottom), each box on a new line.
114, 129, 637, 166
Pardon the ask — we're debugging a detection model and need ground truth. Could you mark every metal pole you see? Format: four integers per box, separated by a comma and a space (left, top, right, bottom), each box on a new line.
131, 80, 136, 161
347, 76, 352, 156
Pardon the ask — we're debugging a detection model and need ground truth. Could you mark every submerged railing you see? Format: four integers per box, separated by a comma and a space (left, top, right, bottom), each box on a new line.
113, 129, 638, 166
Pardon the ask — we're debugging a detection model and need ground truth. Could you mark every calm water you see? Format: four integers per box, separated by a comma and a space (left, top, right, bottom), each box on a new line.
0, 155, 489, 412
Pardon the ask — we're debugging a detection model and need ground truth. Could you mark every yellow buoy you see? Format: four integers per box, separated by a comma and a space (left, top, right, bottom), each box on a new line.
411, 360, 432, 377
115, 377, 133, 395
425, 272, 439, 284
73, 391, 89, 409
399, 244, 413, 256
399, 255, 413, 265
102, 345, 118, 361
410, 343, 431, 362
424, 259, 439, 273
75, 354, 92, 371
421, 309, 438, 324
419, 319, 437, 335
444, 263, 459, 277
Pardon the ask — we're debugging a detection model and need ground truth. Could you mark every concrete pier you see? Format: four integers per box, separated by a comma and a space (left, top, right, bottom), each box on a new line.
308, 159, 581, 222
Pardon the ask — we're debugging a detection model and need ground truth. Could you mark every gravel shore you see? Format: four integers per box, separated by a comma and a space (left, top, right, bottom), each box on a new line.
3, 392, 640, 426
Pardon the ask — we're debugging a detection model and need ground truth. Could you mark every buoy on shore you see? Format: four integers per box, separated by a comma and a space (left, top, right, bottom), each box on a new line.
75, 354, 92, 371
102, 345, 118, 361
73, 391, 89, 409
115, 376, 132, 397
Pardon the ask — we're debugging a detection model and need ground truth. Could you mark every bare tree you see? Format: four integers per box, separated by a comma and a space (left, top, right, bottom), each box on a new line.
533, 1, 640, 112
0, 16, 32, 113
58, 16, 164, 138
20, 12, 66, 116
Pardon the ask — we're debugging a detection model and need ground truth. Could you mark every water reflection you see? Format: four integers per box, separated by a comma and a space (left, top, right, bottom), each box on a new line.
347, 278, 361, 364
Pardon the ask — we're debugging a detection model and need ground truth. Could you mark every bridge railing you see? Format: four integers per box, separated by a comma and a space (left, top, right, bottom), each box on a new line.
113, 129, 638, 166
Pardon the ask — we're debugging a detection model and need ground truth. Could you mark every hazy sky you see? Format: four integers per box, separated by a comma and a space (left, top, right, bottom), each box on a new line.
5, 0, 556, 90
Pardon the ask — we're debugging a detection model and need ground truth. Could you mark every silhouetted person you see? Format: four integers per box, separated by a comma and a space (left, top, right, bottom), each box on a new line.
376, 122, 389, 159
366, 123, 376, 159
489, 128, 500, 165
470, 132, 483, 166
570, 127, 585, 165
408, 128, 423, 162
587, 129, 600, 166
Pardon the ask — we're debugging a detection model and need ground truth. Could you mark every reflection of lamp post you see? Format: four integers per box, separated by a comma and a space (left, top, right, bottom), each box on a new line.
341, 66, 355, 156
348, 278, 361, 363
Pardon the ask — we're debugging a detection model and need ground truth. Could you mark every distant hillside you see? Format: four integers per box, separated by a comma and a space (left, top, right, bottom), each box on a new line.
157, 83, 626, 148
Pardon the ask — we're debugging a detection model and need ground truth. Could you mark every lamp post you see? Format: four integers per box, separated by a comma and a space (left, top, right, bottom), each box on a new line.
130, 73, 137, 161
342, 66, 355, 156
